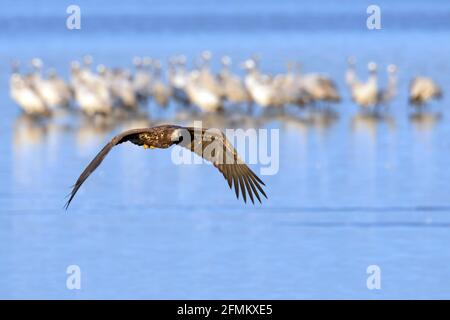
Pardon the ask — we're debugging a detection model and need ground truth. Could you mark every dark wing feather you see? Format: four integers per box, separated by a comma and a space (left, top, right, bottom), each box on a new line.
64, 128, 150, 209
178, 127, 267, 204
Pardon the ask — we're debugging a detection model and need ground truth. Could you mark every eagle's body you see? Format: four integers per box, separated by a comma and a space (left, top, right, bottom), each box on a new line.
125, 125, 180, 149
65, 124, 267, 209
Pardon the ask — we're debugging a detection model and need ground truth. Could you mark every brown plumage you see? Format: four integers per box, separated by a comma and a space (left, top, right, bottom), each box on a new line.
65, 124, 267, 209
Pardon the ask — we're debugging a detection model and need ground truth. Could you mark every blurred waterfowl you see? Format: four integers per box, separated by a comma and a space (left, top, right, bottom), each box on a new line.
47, 69, 72, 107
302, 74, 341, 106
65, 125, 267, 209
29, 59, 71, 110
132, 56, 153, 103
243, 59, 276, 109
10, 69, 51, 117
348, 61, 398, 114
8, 54, 444, 126
110, 68, 139, 110
77, 55, 98, 86
296, 63, 341, 108
350, 62, 379, 112
219, 56, 251, 110
31, 59, 72, 113
409, 76, 442, 106
186, 69, 223, 113
278, 62, 313, 108
71, 61, 113, 116
168, 55, 191, 106
150, 60, 172, 108
197, 51, 223, 97
377, 64, 398, 106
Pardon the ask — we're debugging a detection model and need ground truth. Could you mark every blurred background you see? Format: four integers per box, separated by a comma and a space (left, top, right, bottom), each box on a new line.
1, 0, 450, 299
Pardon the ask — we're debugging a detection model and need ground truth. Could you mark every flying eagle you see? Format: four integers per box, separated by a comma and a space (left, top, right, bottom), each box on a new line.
65, 125, 267, 209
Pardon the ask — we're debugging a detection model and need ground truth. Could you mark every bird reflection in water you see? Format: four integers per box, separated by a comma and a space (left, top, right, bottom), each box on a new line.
12, 114, 48, 152
351, 112, 396, 137
75, 115, 115, 151
409, 111, 442, 132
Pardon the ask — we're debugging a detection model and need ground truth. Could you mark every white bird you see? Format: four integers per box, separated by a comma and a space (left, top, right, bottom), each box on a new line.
31, 61, 71, 109
71, 61, 113, 116
197, 51, 223, 97
10, 73, 50, 116
132, 56, 153, 102
297, 63, 340, 106
409, 76, 442, 106
256, 62, 312, 111
27, 58, 67, 109
48, 69, 72, 107
243, 59, 276, 108
151, 60, 172, 108
110, 68, 138, 110
186, 70, 222, 112
218, 56, 251, 110
350, 62, 379, 111
168, 55, 190, 106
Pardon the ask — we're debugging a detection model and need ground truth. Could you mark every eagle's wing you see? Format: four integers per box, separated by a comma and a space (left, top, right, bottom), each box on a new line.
64, 128, 149, 209
178, 127, 267, 204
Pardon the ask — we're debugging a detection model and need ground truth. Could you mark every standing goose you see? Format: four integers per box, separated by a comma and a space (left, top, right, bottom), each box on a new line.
168, 55, 191, 106
29, 59, 70, 109
280, 62, 313, 108
218, 56, 251, 110
197, 51, 223, 97
71, 62, 113, 116
10, 73, 50, 116
243, 59, 276, 108
77, 55, 98, 86
409, 76, 442, 106
47, 69, 72, 107
110, 68, 138, 111
151, 60, 172, 108
303, 75, 340, 104
9, 60, 50, 116
36, 69, 71, 109
377, 64, 398, 106
297, 63, 341, 108
132, 56, 153, 103
65, 125, 267, 208
350, 62, 379, 112
186, 70, 223, 113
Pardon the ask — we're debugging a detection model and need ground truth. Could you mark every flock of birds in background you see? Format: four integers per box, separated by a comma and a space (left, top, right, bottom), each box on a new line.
9, 51, 444, 125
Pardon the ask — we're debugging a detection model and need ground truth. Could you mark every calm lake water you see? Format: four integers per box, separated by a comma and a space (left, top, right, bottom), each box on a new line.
1, 0, 450, 299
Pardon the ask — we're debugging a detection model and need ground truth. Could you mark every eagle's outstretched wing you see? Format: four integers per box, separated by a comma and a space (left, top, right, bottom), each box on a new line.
178, 127, 267, 204
64, 128, 149, 209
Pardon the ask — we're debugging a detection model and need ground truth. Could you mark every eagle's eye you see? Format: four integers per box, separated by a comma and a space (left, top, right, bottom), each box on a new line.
171, 129, 183, 143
